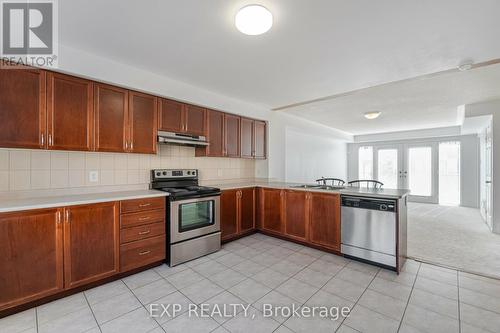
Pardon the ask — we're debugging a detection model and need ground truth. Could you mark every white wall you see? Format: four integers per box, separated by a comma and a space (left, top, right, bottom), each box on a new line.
464, 100, 500, 234
285, 128, 348, 183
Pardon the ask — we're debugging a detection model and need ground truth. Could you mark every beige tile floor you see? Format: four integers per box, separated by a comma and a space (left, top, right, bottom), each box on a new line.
408, 203, 500, 279
2, 233, 500, 333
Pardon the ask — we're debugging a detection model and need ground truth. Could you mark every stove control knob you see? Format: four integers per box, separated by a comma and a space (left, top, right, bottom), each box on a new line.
187, 171, 191, 175
192, 170, 196, 175
162, 171, 167, 176
156, 172, 161, 177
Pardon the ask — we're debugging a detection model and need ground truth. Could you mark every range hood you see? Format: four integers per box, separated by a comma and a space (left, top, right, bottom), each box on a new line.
157, 131, 209, 147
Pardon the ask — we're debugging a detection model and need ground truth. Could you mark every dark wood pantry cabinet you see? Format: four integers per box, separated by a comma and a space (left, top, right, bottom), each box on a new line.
224, 114, 241, 157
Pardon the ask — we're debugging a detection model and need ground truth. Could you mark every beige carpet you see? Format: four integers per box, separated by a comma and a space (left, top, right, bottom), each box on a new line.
408, 203, 500, 279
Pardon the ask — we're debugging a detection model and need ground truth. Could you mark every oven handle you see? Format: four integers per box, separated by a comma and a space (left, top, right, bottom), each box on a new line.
170, 195, 221, 205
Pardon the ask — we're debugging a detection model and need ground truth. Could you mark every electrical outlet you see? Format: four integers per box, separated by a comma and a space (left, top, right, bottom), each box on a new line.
89, 171, 99, 183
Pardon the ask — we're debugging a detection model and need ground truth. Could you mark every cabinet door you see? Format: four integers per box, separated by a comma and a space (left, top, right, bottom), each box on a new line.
261, 188, 283, 234
47, 73, 93, 151
185, 104, 206, 136
0, 208, 63, 311
225, 114, 240, 157
128, 91, 157, 154
0, 67, 46, 149
254, 121, 266, 159
64, 202, 119, 289
240, 118, 254, 159
205, 110, 224, 157
283, 190, 309, 241
94, 84, 128, 152
309, 193, 341, 251
221, 189, 239, 241
240, 187, 255, 233
158, 98, 184, 133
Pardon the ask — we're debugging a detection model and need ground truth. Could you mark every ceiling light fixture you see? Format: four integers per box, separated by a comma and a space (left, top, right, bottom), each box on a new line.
235, 5, 273, 35
458, 62, 473, 71
364, 111, 381, 120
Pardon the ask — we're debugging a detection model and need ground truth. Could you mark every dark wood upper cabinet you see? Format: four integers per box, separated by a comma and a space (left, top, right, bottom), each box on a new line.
128, 91, 157, 154
197, 109, 224, 157
0, 67, 46, 149
221, 189, 239, 241
240, 118, 254, 159
47, 73, 94, 151
94, 84, 128, 152
309, 193, 341, 251
185, 104, 206, 136
260, 188, 283, 234
283, 190, 309, 242
63, 202, 119, 289
225, 114, 240, 157
240, 187, 255, 233
0, 208, 63, 311
158, 98, 184, 133
254, 120, 266, 159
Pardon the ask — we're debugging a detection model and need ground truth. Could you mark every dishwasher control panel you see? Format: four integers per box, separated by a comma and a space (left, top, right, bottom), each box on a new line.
341, 196, 396, 212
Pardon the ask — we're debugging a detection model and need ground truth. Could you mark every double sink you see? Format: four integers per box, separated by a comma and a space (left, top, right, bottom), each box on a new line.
291, 184, 345, 191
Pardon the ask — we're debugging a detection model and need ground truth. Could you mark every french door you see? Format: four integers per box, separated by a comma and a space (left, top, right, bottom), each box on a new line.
371, 143, 438, 203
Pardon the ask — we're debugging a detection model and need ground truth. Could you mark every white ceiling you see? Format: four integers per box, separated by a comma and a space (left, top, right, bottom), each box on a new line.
283, 64, 500, 134
60, 1, 500, 134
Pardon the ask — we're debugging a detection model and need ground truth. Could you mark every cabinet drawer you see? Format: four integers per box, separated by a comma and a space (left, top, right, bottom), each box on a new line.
120, 197, 165, 214
121, 209, 164, 228
120, 236, 166, 272
120, 222, 165, 244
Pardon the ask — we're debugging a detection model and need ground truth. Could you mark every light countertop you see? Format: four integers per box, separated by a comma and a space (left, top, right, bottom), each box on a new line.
214, 181, 410, 199
0, 190, 169, 213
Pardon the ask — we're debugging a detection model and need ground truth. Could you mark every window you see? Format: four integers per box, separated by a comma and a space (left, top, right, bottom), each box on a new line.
439, 142, 460, 206
358, 146, 373, 180
377, 149, 398, 189
408, 147, 432, 197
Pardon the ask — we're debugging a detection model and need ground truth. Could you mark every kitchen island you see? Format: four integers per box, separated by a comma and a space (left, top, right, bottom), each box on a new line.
214, 180, 409, 273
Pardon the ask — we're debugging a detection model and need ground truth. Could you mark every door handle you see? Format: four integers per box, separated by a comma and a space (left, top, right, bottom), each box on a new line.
139, 230, 151, 235
486, 181, 492, 184
48, 134, 53, 146
139, 203, 151, 208
40, 133, 45, 146
139, 250, 151, 256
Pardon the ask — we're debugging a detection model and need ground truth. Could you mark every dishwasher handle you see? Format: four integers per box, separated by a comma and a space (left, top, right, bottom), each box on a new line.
341, 196, 396, 212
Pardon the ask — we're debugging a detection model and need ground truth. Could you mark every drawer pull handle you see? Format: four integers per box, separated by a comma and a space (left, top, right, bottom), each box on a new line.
139, 203, 152, 208
139, 216, 151, 221
139, 230, 151, 235
139, 250, 151, 256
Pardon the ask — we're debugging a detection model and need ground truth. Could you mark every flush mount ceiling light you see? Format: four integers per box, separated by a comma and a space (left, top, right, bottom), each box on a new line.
458, 62, 474, 71
235, 5, 273, 35
364, 111, 381, 120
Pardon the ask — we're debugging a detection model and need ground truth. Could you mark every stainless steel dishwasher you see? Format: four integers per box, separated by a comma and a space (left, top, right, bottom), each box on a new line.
341, 196, 397, 269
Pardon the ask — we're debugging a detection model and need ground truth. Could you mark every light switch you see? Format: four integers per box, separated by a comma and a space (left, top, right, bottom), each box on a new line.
89, 170, 99, 183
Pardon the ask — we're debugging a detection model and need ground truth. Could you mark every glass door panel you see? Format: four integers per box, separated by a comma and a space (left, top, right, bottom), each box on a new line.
377, 149, 399, 189
439, 142, 461, 206
407, 146, 437, 203
358, 146, 374, 180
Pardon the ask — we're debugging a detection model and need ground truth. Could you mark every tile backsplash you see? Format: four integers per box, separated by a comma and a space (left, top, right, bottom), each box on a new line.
0, 145, 255, 194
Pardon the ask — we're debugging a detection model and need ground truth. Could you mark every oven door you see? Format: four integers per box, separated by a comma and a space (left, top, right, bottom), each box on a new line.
170, 196, 220, 243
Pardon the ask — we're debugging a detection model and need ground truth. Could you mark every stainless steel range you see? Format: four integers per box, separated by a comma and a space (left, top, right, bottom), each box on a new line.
150, 169, 221, 266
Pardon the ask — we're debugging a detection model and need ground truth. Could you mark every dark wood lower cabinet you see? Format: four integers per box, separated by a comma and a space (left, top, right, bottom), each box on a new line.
221, 187, 256, 241
0, 198, 166, 314
221, 189, 239, 241
63, 202, 120, 289
309, 193, 341, 251
283, 190, 309, 242
240, 188, 255, 233
0, 208, 63, 311
260, 188, 284, 234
